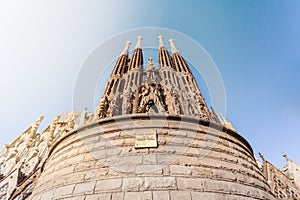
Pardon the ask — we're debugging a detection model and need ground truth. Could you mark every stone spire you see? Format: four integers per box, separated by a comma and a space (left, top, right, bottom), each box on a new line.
158, 35, 165, 48
158, 35, 174, 69
112, 41, 131, 77
96, 36, 210, 120
168, 39, 190, 73
168, 39, 179, 54
120, 40, 131, 56
135, 36, 143, 49
129, 36, 143, 71
96, 37, 144, 118
167, 38, 210, 120
96, 41, 131, 118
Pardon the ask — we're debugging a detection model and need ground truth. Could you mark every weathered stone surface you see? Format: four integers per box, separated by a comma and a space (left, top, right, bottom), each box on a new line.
53, 184, 75, 198
170, 165, 191, 176
170, 191, 191, 200
112, 192, 124, 200
29, 116, 275, 200
95, 179, 122, 192
122, 177, 144, 191
153, 191, 170, 200
85, 193, 111, 200
84, 168, 109, 180
73, 181, 95, 195
177, 178, 203, 191
1, 38, 293, 200
124, 191, 152, 200
203, 179, 229, 192
144, 177, 176, 190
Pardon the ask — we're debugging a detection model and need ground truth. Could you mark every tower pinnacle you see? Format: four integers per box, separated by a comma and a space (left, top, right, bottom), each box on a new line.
97, 36, 209, 120
135, 36, 143, 49
168, 39, 179, 54
121, 40, 131, 55
158, 35, 165, 48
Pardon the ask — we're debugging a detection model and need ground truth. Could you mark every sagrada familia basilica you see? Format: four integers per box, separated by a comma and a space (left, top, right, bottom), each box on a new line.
0, 36, 299, 199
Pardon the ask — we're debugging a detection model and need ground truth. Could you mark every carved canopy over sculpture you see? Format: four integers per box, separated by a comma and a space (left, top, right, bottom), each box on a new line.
0, 110, 94, 199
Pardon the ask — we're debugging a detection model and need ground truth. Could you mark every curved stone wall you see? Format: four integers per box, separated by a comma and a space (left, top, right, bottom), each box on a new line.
31, 115, 275, 200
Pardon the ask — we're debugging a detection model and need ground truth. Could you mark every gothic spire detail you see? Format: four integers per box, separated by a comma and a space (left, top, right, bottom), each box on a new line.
158, 35, 165, 48
96, 36, 211, 121
111, 41, 131, 77
158, 35, 174, 69
135, 36, 143, 49
121, 40, 131, 55
169, 38, 191, 74
129, 36, 143, 71
168, 39, 179, 54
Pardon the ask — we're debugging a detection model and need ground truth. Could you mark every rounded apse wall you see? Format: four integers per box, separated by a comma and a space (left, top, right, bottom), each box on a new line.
31, 114, 275, 200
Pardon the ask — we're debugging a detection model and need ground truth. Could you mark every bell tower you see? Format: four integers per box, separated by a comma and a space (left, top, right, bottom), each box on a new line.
96, 36, 211, 120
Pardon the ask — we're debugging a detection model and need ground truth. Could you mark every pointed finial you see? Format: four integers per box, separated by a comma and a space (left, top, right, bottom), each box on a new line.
158, 35, 165, 48
135, 36, 143, 49
282, 152, 289, 161
168, 39, 179, 54
258, 152, 264, 160
121, 40, 131, 55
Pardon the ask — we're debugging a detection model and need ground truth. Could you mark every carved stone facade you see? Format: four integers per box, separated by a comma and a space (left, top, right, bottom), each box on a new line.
258, 154, 300, 200
96, 36, 210, 121
0, 111, 94, 199
0, 36, 297, 199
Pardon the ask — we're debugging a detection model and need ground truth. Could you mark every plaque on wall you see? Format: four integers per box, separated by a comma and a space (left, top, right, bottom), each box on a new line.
134, 129, 157, 148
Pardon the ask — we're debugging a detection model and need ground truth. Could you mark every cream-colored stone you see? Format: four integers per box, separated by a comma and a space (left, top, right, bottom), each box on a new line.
95, 179, 122, 191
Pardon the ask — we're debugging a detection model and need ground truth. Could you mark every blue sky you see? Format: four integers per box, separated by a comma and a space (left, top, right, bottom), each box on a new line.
0, 1, 299, 167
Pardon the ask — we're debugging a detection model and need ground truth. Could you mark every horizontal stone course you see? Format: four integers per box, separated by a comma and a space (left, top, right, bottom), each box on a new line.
144, 177, 177, 190
177, 178, 203, 191
30, 117, 274, 200
95, 178, 122, 192
73, 181, 95, 195
124, 191, 152, 200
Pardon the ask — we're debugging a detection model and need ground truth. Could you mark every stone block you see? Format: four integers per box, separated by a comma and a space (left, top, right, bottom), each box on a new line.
170, 165, 191, 176
40, 190, 54, 200
177, 156, 200, 166
54, 165, 75, 176
157, 154, 178, 165
53, 172, 85, 186
170, 191, 191, 200
90, 149, 107, 159
84, 168, 109, 180
124, 191, 152, 200
143, 154, 157, 164
191, 192, 228, 200
203, 179, 228, 192
118, 155, 143, 165
112, 192, 124, 200
73, 181, 95, 195
93, 140, 107, 150
53, 184, 75, 198
62, 196, 86, 200
122, 177, 144, 191
135, 165, 163, 175
166, 137, 184, 146
153, 191, 170, 200
107, 148, 122, 156
156, 146, 176, 154
111, 165, 136, 173
177, 178, 203, 190
74, 160, 96, 172
95, 178, 122, 191
184, 147, 200, 157
144, 177, 176, 190
85, 193, 111, 200
70, 154, 85, 164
